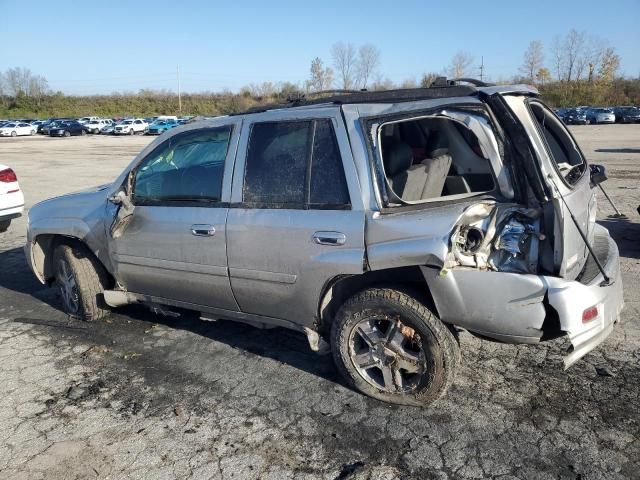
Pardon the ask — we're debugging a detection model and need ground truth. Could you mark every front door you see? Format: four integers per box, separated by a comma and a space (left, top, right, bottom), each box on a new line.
226, 108, 366, 327
108, 120, 241, 311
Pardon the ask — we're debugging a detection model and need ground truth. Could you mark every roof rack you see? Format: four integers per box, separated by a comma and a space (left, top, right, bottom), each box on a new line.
231, 78, 491, 116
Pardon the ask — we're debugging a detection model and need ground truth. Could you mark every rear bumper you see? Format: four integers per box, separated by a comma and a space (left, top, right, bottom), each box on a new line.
545, 224, 623, 368
423, 225, 623, 367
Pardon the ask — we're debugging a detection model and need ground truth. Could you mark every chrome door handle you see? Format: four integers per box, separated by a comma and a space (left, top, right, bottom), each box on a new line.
191, 224, 216, 236
313, 231, 346, 246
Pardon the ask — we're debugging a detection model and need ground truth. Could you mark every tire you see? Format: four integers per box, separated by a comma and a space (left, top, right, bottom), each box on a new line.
53, 243, 111, 321
0, 219, 10, 232
64, 130, 70, 137
11, 131, 16, 137
331, 287, 460, 407
30, 130, 35, 136
81, 129, 86, 136
129, 129, 134, 136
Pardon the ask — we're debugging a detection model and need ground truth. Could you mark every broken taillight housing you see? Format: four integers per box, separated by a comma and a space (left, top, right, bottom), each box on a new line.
0, 168, 18, 183
582, 306, 599, 323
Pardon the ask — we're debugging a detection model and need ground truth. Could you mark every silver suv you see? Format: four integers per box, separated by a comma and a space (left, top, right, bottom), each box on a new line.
25, 82, 624, 406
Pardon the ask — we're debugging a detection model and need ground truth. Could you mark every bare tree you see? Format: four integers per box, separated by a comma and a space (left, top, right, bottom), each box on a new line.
307, 57, 333, 92
550, 35, 566, 81
519, 40, 544, 83
356, 44, 380, 89
448, 51, 474, 79
331, 42, 357, 90
370, 73, 394, 91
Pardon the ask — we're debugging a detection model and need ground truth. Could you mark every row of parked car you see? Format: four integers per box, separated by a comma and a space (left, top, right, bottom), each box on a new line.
0, 116, 194, 138
555, 105, 640, 125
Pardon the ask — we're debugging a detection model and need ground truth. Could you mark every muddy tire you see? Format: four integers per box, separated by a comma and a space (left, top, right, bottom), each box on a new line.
53, 243, 111, 321
331, 287, 460, 407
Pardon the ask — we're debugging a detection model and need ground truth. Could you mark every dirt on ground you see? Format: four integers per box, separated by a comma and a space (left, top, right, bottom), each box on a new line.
0, 127, 639, 479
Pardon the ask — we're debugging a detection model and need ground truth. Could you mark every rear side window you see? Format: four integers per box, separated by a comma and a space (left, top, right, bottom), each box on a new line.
243, 119, 350, 208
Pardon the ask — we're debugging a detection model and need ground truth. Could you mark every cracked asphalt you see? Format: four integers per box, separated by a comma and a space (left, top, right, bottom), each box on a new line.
1, 128, 639, 479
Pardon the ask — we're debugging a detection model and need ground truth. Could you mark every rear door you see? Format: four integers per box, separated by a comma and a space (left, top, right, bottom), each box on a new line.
107, 119, 241, 310
504, 96, 593, 279
226, 108, 366, 327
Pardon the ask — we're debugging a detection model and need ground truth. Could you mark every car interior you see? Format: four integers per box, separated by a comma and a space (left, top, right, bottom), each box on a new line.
379, 117, 496, 203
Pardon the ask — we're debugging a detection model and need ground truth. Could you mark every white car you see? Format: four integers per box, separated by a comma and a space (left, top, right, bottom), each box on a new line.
0, 165, 24, 232
0, 122, 37, 137
77, 116, 100, 125
84, 119, 113, 134
113, 119, 148, 135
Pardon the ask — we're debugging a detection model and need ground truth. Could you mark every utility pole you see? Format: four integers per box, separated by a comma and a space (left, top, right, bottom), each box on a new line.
479, 56, 485, 82
177, 64, 182, 113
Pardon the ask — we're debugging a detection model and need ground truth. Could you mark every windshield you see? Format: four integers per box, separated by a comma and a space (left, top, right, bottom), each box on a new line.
122, 120, 133, 125
3, 123, 17, 128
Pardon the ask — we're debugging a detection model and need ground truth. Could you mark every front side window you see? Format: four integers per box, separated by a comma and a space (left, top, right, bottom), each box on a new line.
133, 126, 232, 204
529, 101, 586, 185
243, 119, 350, 208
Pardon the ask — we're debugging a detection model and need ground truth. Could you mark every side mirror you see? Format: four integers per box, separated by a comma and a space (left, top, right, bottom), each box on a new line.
589, 164, 607, 186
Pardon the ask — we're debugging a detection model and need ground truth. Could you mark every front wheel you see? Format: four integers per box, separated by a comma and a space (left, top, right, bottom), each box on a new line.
129, 129, 134, 136
63, 130, 70, 137
331, 288, 460, 407
11, 131, 16, 137
53, 243, 111, 321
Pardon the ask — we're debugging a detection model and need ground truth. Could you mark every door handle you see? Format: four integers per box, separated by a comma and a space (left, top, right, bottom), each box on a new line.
191, 224, 216, 237
313, 231, 346, 246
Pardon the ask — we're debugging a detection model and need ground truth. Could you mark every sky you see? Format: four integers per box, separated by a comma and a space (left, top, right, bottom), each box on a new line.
1, 0, 638, 95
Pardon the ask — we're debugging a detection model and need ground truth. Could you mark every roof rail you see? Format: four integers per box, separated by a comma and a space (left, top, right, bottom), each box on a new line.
453, 78, 495, 87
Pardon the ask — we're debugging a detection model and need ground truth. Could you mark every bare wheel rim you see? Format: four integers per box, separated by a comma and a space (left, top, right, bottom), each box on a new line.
348, 316, 428, 394
58, 257, 79, 314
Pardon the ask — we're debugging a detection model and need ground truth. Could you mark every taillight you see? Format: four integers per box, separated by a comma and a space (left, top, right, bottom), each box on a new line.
0, 168, 17, 183
582, 306, 599, 323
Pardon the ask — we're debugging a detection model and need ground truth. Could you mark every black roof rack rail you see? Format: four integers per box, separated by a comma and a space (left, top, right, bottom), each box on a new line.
230, 78, 486, 116
453, 78, 495, 87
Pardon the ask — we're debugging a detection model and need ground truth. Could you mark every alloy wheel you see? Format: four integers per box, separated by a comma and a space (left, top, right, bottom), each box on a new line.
58, 258, 79, 314
348, 316, 427, 393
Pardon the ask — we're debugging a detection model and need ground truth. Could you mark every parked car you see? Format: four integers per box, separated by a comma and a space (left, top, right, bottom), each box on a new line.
613, 106, 640, 123
100, 122, 118, 135
49, 121, 87, 137
0, 165, 24, 232
25, 83, 624, 406
84, 119, 113, 134
561, 108, 588, 125
0, 122, 37, 137
113, 118, 148, 135
586, 108, 615, 124
77, 116, 99, 125
146, 119, 179, 135
40, 120, 64, 135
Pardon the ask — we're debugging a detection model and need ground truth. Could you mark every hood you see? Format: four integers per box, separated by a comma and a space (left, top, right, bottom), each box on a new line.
29, 184, 111, 222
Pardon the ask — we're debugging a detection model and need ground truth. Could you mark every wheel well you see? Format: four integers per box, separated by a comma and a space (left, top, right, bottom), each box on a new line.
317, 266, 438, 338
34, 234, 114, 286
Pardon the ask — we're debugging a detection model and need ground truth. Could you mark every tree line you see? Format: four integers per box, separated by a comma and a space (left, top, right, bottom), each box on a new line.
1, 29, 638, 118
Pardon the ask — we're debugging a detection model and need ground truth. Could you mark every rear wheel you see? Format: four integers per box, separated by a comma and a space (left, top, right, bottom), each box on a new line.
64, 130, 70, 137
81, 129, 86, 136
0, 219, 10, 232
11, 131, 16, 137
30, 130, 35, 135
53, 243, 111, 321
129, 129, 134, 136
331, 287, 460, 407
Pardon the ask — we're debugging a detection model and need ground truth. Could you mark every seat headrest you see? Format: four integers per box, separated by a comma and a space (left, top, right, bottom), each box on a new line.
426, 130, 449, 157
385, 142, 413, 177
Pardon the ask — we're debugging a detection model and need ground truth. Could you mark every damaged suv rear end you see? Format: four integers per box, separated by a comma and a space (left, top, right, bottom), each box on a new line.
354, 82, 623, 376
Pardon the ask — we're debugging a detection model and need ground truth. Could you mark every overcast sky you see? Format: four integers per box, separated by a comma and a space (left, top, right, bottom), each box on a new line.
1, 0, 638, 95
